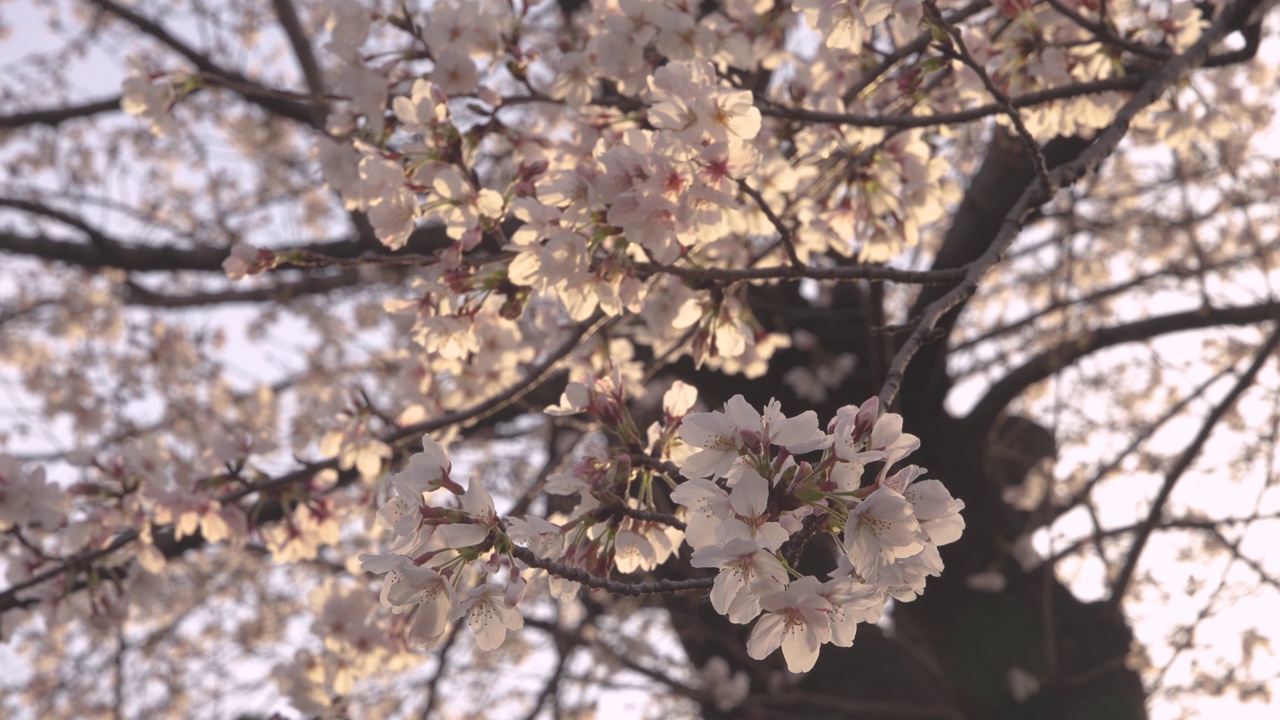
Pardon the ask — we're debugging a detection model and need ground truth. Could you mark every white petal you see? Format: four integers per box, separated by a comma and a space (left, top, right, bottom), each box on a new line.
746, 613, 785, 661
461, 480, 495, 519
710, 568, 743, 615
870, 414, 903, 451
438, 523, 489, 548
730, 470, 768, 518
724, 395, 761, 433
680, 411, 734, 449
663, 381, 698, 417
755, 522, 790, 552
681, 447, 736, 479
470, 598, 508, 651
781, 621, 822, 672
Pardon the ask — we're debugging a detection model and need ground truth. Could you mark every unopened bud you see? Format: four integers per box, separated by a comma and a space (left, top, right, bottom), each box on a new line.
853, 396, 879, 442
592, 395, 625, 428
504, 575, 528, 608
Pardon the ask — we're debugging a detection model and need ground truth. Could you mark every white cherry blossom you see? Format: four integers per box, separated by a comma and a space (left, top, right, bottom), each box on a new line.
842, 486, 924, 582
747, 577, 833, 672
670, 477, 733, 548
691, 537, 789, 624
454, 582, 524, 651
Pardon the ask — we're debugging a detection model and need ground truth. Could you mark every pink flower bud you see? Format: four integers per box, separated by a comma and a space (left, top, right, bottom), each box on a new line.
504, 575, 528, 608
854, 397, 879, 441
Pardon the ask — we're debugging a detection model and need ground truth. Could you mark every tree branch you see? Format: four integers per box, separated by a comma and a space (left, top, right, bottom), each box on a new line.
0, 317, 608, 614
763, 77, 1146, 130
928, 1, 1053, 192
0, 96, 122, 129
270, 0, 326, 99
1108, 323, 1280, 606
510, 546, 714, 596
635, 261, 966, 285
120, 272, 364, 307
966, 301, 1280, 430
882, 0, 1278, 410
85, 0, 319, 127
0, 199, 464, 273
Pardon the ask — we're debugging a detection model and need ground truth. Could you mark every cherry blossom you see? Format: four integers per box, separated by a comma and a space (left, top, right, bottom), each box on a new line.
747, 577, 833, 672
0, 455, 64, 531
691, 537, 790, 624
455, 582, 525, 651
717, 468, 790, 551
842, 486, 925, 582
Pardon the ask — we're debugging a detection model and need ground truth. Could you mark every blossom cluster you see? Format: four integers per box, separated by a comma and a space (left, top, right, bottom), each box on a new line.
358, 435, 527, 651
362, 382, 961, 674
674, 394, 964, 671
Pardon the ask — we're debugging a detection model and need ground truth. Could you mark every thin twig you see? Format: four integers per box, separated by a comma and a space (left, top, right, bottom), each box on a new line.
737, 179, 801, 267
1045, 0, 1172, 60
635, 261, 966, 285
762, 77, 1145, 130
511, 546, 713, 596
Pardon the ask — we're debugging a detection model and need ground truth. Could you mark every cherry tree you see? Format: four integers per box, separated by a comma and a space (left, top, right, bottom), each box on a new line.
2, 0, 1280, 718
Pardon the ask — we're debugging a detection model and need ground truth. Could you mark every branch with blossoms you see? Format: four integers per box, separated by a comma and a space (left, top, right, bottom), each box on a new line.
86, 0, 321, 127
0, 314, 605, 615
359, 375, 963, 671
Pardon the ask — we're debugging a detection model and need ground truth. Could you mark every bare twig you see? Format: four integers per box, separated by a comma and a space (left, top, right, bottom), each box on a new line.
763, 77, 1145, 130
737, 179, 801, 267
86, 0, 320, 126
966, 300, 1280, 430
1045, 0, 1171, 60
270, 0, 326, 99
0, 96, 122, 129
